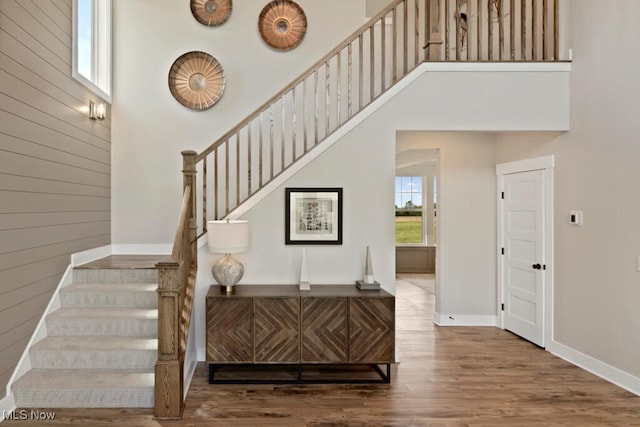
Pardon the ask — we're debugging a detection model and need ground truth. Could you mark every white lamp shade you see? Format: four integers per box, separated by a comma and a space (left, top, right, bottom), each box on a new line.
207, 220, 249, 254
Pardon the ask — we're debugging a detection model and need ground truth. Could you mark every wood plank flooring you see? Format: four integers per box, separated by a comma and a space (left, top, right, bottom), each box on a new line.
4, 274, 640, 426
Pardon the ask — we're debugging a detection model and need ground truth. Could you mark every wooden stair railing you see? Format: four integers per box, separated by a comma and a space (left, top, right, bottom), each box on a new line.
154, 152, 197, 420
155, 0, 561, 419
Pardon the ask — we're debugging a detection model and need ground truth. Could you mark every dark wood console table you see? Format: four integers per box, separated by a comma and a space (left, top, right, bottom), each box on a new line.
206, 284, 395, 384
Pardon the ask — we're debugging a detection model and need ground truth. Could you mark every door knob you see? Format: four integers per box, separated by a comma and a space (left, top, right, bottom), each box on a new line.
532, 264, 542, 270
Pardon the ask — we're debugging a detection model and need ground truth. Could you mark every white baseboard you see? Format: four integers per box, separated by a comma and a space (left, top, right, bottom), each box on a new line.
197, 347, 205, 362
433, 312, 497, 327
183, 357, 198, 400
0, 394, 16, 423
548, 340, 640, 397
112, 244, 172, 255
71, 245, 112, 267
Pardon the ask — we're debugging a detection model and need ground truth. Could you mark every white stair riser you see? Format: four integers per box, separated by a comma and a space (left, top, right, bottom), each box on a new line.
60, 290, 157, 308
73, 269, 158, 284
46, 318, 157, 337
30, 349, 156, 370
14, 388, 154, 408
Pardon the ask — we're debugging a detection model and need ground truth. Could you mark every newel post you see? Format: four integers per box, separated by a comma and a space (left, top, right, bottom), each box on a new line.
154, 261, 184, 419
426, 0, 443, 60
182, 151, 198, 271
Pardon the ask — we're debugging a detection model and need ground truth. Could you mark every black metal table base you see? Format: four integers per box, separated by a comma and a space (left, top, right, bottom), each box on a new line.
208, 363, 391, 385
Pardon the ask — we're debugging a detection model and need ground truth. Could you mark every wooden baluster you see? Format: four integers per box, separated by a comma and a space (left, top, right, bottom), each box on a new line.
269, 105, 274, 178
337, 52, 342, 125
521, 0, 526, 60
202, 158, 207, 232
414, 0, 419, 66
381, 16, 386, 90
182, 151, 197, 268
403, 0, 409, 73
214, 147, 219, 219
225, 141, 229, 215
303, 78, 308, 152
424, 0, 429, 59
532, 0, 537, 60
393, 7, 398, 81
247, 123, 252, 196
455, 0, 461, 60
314, 70, 319, 145
487, 0, 493, 61
445, 0, 449, 60
477, 0, 482, 60
542, 0, 548, 60
292, 87, 297, 160
428, 0, 442, 61
325, 61, 330, 134
359, 34, 364, 108
258, 113, 263, 188
348, 43, 353, 118
281, 96, 285, 170
553, 0, 559, 60
510, 0, 515, 59
236, 132, 240, 208
370, 26, 375, 102
498, 0, 504, 60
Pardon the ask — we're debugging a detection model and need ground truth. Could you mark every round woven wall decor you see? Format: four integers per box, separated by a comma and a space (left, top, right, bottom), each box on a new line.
168, 51, 225, 111
258, 0, 307, 51
190, 0, 232, 26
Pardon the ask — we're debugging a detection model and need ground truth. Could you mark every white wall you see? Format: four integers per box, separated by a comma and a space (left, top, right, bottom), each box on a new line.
189, 62, 569, 357
495, 0, 640, 379
111, 0, 367, 244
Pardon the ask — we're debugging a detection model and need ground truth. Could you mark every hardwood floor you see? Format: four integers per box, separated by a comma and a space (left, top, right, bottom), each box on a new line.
4, 275, 640, 426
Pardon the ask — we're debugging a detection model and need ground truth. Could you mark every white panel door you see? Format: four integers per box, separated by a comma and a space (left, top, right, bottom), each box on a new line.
502, 170, 545, 347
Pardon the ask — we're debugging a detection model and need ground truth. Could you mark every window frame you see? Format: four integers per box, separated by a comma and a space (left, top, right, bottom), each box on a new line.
72, 0, 112, 103
395, 176, 425, 246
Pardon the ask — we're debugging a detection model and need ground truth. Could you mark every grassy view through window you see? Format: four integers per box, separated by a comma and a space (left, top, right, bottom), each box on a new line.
395, 217, 423, 243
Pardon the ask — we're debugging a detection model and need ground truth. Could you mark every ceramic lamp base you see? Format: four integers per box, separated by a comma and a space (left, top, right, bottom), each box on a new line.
212, 253, 244, 293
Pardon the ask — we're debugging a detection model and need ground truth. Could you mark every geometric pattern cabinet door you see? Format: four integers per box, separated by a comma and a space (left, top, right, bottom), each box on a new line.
301, 297, 347, 363
348, 296, 395, 363
206, 297, 252, 363
254, 297, 300, 363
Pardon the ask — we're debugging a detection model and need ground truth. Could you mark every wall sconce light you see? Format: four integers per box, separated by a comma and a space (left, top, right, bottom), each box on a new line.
89, 100, 106, 121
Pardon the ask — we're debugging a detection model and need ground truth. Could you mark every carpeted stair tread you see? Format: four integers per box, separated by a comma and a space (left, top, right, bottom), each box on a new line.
60, 282, 157, 308
12, 369, 154, 408
46, 307, 157, 337
30, 337, 157, 370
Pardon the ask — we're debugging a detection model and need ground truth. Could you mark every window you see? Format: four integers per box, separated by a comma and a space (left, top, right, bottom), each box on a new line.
73, 0, 112, 102
395, 176, 423, 244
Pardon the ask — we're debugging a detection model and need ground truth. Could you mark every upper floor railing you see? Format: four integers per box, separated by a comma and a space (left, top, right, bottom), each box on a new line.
156, 0, 561, 419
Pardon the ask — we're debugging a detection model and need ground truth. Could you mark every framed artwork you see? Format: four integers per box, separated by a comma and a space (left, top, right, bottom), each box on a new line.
285, 188, 342, 245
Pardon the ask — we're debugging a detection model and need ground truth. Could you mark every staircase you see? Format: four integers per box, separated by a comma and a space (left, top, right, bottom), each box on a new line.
11, 258, 159, 408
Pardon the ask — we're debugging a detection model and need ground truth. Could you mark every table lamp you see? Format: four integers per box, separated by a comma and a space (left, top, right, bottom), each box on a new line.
207, 220, 249, 293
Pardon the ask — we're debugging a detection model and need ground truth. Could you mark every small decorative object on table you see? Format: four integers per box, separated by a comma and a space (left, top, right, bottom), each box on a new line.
356, 245, 381, 290
298, 248, 310, 291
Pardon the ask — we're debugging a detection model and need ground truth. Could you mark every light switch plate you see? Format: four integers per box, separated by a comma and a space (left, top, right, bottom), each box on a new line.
569, 210, 583, 226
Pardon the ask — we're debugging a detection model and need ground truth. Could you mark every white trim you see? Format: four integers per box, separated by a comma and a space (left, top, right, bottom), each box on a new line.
71, 244, 112, 267
183, 357, 198, 400
496, 155, 555, 348
112, 244, 172, 255
424, 62, 571, 73
548, 340, 640, 397
0, 394, 16, 423
433, 313, 497, 327
496, 155, 555, 175
197, 346, 205, 362
6, 266, 72, 397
